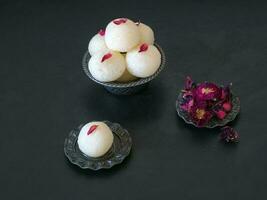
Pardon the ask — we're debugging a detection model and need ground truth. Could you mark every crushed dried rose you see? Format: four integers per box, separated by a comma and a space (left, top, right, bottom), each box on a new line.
219, 126, 239, 143
189, 104, 213, 126
195, 82, 221, 101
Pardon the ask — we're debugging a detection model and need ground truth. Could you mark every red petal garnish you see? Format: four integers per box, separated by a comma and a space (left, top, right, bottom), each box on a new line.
87, 125, 98, 135
113, 18, 127, 25
98, 29, 105, 36
220, 126, 239, 143
138, 43, 148, 53
101, 53, 112, 62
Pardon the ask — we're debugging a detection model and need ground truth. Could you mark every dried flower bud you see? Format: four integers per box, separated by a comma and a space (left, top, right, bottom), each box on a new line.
219, 126, 239, 143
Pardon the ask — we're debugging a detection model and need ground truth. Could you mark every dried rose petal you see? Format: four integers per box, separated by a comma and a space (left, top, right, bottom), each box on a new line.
87, 125, 98, 135
180, 98, 194, 112
185, 76, 194, 90
98, 29, 105, 36
219, 126, 239, 143
182, 89, 194, 98
195, 100, 208, 108
223, 102, 232, 112
138, 43, 148, 52
221, 85, 231, 100
113, 18, 127, 25
101, 53, 112, 63
195, 82, 221, 101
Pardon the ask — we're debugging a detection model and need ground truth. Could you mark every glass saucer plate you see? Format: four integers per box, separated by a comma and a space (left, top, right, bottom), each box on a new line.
64, 121, 132, 170
176, 92, 240, 128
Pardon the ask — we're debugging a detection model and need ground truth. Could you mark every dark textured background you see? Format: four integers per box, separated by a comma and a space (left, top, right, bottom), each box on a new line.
1, 0, 267, 199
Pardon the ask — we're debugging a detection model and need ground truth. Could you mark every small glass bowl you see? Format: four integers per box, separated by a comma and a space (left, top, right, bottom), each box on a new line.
82, 43, 166, 95
176, 91, 241, 128
64, 121, 132, 170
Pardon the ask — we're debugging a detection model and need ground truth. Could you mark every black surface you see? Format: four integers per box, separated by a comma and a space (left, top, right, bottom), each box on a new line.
1, 1, 267, 199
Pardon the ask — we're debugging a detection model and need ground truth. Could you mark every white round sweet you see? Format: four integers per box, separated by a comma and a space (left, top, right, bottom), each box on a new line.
88, 29, 109, 56
126, 44, 161, 78
88, 51, 126, 82
105, 18, 140, 52
77, 121, 114, 158
116, 68, 138, 83
137, 22, 154, 45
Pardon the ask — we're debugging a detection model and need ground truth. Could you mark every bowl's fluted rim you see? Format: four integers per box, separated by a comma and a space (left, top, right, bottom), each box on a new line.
82, 43, 166, 88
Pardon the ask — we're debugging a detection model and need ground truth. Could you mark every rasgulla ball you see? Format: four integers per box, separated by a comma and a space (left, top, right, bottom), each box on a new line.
89, 51, 126, 82
136, 22, 155, 45
77, 121, 114, 158
105, 18, 140, 52
88, 29, 109, 56
126, 43, 161, 78
116, 68, 138, 83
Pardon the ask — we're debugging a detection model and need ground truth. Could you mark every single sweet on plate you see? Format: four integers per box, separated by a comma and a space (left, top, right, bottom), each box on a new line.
77, 121, 114, 158
105, 18, 140, 52
88, 51, 126, 82
126, 43, 161, 78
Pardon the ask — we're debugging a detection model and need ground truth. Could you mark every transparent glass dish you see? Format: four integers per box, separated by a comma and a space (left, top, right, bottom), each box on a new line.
64, 121, 132, 170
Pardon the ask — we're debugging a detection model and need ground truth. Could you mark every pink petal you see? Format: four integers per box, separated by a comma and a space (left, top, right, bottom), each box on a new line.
180, 99, 194, 112
98, 29, 105, 36
113, 18, 127, 25
138, 43, 148, 53
101, 53, 112, 63
87, 125, 98, 135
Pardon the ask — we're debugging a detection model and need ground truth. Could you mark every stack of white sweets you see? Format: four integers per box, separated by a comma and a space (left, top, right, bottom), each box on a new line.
88, 18, 161, 83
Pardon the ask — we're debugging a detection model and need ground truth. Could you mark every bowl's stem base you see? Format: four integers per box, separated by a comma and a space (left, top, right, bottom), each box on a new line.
104, 83, 149, 95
